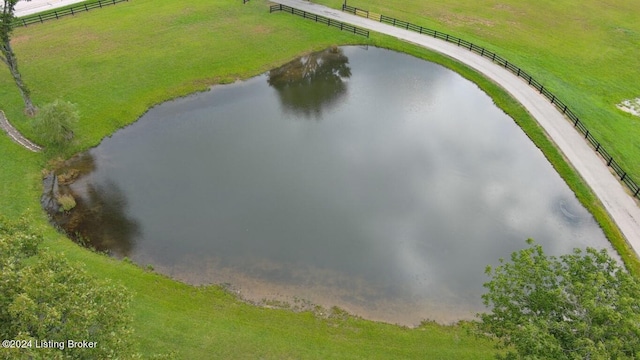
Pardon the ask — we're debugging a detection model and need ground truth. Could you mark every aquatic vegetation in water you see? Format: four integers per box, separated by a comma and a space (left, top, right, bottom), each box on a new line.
55, 193, 76, 212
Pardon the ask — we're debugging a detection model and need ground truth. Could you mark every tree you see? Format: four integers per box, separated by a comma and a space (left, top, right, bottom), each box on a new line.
0, 216, 138, 359
33, 99, 79, 148
1, 0, 36, 116
478, 239, 640, 360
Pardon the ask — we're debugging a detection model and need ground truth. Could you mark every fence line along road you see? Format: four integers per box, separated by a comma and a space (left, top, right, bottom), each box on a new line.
271, 0, 640, 258
270, 4, 369, 37
14, 0, 129, 27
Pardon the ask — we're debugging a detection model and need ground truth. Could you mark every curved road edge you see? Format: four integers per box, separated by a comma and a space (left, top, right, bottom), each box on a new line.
15, 0, 87, 17
0, 110, 42, 152
272, 0, 640, 258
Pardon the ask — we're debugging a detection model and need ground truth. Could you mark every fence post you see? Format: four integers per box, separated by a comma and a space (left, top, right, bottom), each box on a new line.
595, 143, 600, 152
621, 172, 627, 181
635, 188, 640, 197
492, 53, 496, 61
55, 11, 58, 19
39, 15, 43, 23
517, 68, 520, 76
481, 48, 484, 56
539, 85, 544, 94
551, 95, 555, 104
607, 157, 613, 166
585, 130, 589, 139
563, 105, 567, 113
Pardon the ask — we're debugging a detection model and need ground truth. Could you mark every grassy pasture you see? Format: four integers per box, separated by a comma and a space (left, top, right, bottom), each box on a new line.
0, 0, 637, 357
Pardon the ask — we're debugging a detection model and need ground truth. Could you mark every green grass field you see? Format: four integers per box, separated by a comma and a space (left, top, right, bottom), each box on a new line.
0, 0, 637, 357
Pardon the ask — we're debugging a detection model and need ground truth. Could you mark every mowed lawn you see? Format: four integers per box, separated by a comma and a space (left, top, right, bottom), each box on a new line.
317, 0, 640, 182
0, 0, 500, 358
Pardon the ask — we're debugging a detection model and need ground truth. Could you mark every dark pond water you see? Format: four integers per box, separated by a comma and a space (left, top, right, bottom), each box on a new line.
47, 46, 613, 325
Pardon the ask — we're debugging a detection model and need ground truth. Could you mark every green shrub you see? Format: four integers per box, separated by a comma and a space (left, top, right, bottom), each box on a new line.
32, 99, 79, 149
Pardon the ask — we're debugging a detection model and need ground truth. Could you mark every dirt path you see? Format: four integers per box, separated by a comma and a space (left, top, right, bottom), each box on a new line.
0, 110, 42, 152
272, 0, 640, 257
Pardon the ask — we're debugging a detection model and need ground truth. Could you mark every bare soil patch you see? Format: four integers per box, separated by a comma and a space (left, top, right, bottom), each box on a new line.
617, 98, 640, 117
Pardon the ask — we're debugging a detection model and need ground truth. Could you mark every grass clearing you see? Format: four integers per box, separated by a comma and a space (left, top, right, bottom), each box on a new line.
0, 0, 637, 357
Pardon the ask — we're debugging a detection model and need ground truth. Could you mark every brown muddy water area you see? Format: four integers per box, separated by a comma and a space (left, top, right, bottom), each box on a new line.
43, 46, 614, 326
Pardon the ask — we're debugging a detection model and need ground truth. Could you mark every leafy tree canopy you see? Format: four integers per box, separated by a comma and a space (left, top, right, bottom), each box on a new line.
0, 216, 138, 360
479, 239, 640, 360
33, 99, 79, 149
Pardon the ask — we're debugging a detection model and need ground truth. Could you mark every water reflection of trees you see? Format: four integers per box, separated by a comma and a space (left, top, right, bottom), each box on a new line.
267, 46, 351, 119
65, 181, 140, 257
47, 152, 139, 258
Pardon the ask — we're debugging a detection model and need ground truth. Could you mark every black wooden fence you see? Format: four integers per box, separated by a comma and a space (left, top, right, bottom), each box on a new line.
14, 0, 129, 27
343, 4, 640, 198
270, 4, 369, 38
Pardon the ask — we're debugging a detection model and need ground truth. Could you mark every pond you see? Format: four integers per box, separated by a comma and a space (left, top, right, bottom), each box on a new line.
45, 46, 613, 326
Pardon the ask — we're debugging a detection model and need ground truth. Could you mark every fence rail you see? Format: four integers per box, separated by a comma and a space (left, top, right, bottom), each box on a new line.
343, 4, 640, 199
14, 0, 128, 27
270, 4, 369, 38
